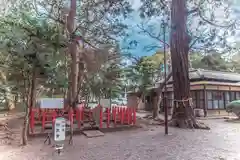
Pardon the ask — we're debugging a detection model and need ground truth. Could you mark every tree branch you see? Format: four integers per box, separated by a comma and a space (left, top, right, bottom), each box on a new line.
189, 36, 201, 49
198, 9, 236, 28
143, 44, 161, 52
187, 8, 199, 16
137, 23, 170, 47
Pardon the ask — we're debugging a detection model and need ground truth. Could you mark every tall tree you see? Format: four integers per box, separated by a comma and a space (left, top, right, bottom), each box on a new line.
170, 0, 195, 128
138, 0, 237, 129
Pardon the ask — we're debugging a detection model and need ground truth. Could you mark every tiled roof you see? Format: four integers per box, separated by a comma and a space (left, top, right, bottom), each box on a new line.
158, 69, 240, 84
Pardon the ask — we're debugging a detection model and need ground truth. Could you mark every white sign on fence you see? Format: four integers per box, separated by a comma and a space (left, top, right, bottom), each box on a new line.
39, 98, 64, 109
54, 117, 66, 142
100, 99, 110, 108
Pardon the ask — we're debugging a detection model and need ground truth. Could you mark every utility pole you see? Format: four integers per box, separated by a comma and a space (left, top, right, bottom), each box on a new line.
162, 19, 168, 135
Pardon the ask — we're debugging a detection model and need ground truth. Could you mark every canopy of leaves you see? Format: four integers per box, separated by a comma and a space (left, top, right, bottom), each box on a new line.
125, 51, 169, 94
0, 0, 134, 102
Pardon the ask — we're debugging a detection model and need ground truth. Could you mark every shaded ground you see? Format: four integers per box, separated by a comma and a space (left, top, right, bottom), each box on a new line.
0, 117, 240, 160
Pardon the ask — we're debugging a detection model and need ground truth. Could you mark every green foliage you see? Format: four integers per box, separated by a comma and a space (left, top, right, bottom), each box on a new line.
0, 0, 134, 102
190, 52, 240, 72
226, 100, 240, 118
125, 51, 166, 94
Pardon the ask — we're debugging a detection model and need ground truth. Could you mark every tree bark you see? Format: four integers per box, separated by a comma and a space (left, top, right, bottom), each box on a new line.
170, 0, 209, 129
67, 0, 78, 108
22, 66, 38, 145
153, 71, 172, 119
67, 0, 77, 145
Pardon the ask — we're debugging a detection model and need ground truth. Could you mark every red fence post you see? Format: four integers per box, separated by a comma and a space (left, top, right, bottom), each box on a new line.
76, 108, 81, 128
99, 106, 103, 128
127, 108, 130, 125
113, 107, 117, 127
121, 108, 124, 124
52, 110, 57, 127
118, 107, 121, 121
52, 110, 57, 120
30, 108, 35, 134
107, 108, 110, 128
38, 108, 41, 121
124, 108, 128, 124
81, 105, 84, 121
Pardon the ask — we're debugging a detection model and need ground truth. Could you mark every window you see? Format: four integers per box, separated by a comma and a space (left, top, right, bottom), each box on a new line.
225, 92, 230, 101
207, 92, 213, 109
199, 100, 204, 109
213, 100, 218, 109
236, 92, 240, 100
212, 91, 224, 109
224, 92, 230, 108
212, 92, 223, 100
207, 91, 212, 100
219, 99, 224, 109
230, 92, 236, 101
199, 91, 204, 109
207, 101, 213, 109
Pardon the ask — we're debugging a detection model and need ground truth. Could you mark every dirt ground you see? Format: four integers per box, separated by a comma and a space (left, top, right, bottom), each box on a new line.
0, 113, 240, 160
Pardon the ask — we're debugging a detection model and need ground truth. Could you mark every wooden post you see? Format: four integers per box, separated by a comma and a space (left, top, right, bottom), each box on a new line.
133, 108, 136, 125
42, 110, 46, 131
203, 84, 207, 117
99, 106, 102, 128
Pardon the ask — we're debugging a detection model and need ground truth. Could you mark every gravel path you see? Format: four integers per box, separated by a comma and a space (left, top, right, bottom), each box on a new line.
1, 119, 240, 160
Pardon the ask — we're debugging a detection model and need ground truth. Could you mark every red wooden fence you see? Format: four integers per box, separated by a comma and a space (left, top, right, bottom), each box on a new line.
29, 105, 136, 134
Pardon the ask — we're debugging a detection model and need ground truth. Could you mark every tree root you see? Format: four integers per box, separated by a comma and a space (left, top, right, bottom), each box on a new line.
0, 123, 13, 133
0, 135, 14, 140
169, 118, 210, 130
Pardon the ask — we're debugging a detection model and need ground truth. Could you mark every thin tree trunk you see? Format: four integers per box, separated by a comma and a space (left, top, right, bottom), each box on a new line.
170, 0, 209, 129
153, 71, 172, 119
67, 0, 78, 107
22, 66, 38, 145
67, 0, 77, 145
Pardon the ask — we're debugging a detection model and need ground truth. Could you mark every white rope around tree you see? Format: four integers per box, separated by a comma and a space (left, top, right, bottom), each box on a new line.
173, 98, 193, 108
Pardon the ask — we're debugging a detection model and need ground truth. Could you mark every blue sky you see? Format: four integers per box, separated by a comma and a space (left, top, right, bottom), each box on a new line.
120, 0, 240, 57
119, 0, 162, 57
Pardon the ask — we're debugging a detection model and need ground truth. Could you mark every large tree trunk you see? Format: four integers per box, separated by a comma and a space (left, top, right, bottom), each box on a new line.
170, 0, 209, 129
67, 0, 77, 145
67, 0, 78, 108
22, 66, 38, 145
